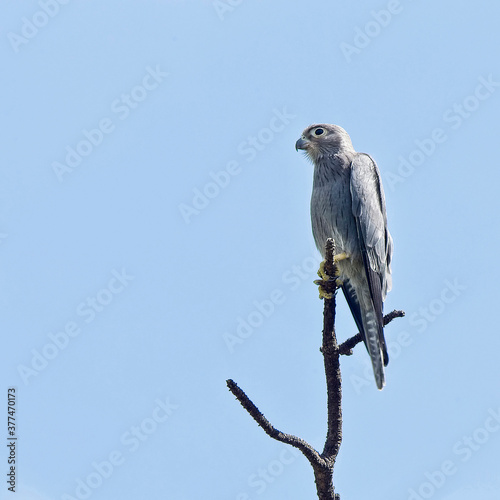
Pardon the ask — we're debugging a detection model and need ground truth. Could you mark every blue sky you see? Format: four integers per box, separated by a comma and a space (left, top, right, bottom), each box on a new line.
1, 1, 500, 499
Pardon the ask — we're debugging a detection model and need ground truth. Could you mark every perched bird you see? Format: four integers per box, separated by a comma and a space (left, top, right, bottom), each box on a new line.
296, 124, 393, 389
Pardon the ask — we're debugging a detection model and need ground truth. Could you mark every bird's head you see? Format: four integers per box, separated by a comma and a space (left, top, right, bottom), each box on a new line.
295, 124, 354, 161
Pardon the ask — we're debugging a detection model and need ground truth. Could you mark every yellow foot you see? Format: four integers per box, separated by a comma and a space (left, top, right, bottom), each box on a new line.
318, 285, 334, 300
334, 252, 349, 264
317, 260, 340, 280
315, 259, 343, 299
317, 279, 344, 299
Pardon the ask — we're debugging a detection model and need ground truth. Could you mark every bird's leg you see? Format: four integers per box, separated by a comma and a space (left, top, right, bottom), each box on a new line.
314, 259, 344, 299
333, 252, 349, 264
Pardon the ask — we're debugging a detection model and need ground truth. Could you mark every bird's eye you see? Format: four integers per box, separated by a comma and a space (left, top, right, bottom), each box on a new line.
313, 128, 325, 136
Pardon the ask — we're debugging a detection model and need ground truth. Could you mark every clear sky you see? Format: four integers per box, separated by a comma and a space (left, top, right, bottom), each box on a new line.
1, 1, 500, 499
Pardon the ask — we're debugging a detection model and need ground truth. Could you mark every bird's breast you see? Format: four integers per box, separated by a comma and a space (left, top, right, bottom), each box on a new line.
311, 173, 360, 263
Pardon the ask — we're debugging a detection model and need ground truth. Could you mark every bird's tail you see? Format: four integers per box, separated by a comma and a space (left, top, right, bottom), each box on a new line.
342, 280, 386, 390
359, 300, 386, 390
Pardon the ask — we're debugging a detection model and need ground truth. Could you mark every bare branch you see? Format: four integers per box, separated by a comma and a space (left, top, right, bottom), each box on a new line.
338, 309, 406, 356
383, 309, 406, 325
320, 239, 342, 464
337, 333, 362, 356
226, 379, 325, 467
227, 237, 404, 500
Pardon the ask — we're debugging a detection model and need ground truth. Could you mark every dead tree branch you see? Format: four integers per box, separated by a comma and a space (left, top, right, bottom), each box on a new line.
226, 379, 324, 466
227, 238, 404, 499
338, 309, 405, 356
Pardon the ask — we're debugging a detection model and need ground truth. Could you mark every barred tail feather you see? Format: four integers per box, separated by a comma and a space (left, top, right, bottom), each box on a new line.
361, 306, 385, 390
343, 280, 386, 389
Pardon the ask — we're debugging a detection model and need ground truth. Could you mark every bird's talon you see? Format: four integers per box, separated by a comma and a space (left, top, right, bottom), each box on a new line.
318, 259, 342, 280
315, 276, 343, 299
318, 285, 334, 300
317, 260, 329, 280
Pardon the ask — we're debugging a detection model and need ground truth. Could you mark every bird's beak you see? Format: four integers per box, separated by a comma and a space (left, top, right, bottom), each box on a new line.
295, 137, 309, 151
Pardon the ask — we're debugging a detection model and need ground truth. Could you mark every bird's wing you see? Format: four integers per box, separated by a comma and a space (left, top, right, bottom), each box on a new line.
349, 153, 392, 384
350, 153, 392, 298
